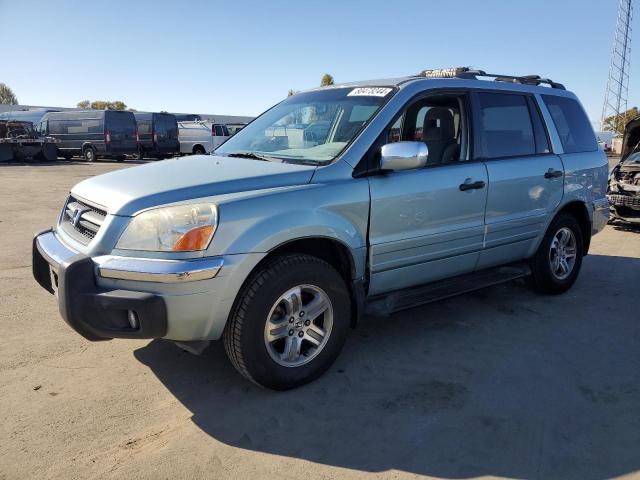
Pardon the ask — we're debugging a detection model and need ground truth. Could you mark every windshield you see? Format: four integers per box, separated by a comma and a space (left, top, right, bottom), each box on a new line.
216, 87, 395, 164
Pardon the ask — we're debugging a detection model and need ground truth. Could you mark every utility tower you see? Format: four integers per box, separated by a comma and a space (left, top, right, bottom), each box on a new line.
601, 0, 634, 135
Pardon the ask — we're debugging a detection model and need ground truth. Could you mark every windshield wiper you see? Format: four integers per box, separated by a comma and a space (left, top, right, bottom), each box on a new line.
225, 151, 276, 162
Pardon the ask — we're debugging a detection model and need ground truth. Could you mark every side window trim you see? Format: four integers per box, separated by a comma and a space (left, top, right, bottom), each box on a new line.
526, 96, 551, 155
470, 90, 543, 161
354, 89, 474, 177
533, 93, 564, 155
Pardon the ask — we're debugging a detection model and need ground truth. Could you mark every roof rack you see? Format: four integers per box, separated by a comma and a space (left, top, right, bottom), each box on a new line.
417, 67, 565, 90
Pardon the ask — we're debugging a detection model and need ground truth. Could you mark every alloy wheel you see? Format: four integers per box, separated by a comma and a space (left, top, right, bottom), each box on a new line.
263, 284, 333, 367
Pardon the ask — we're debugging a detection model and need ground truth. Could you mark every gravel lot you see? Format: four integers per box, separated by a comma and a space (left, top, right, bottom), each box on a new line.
1, 159, 639, 480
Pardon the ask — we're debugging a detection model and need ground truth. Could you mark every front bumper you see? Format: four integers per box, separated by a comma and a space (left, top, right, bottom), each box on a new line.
608, 193, 640, 223
32, 229, 226, 341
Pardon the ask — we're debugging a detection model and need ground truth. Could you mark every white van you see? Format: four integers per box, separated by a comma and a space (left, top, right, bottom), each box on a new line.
178, 121, 230, 155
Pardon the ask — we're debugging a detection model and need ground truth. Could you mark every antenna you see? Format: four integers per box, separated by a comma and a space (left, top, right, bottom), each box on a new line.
601, 0, 634, 135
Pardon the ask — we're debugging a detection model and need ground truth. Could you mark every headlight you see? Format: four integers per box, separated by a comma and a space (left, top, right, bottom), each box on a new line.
116, 203, 218, 252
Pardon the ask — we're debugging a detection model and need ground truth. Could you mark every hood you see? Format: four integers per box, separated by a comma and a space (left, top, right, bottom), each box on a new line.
72, 155, 316, 216
621, 116, 640, 160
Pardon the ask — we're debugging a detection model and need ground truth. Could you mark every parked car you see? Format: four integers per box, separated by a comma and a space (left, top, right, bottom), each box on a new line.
38, 110, 138, 161
177, 121, 230, 155
33, 68, 608, 390
134, 112, 179, 159
608, 115, 640, 223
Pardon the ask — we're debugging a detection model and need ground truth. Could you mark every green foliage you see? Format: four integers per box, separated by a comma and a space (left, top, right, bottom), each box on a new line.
320, 73, 334, 87
603, 107, 639, 135
287, 89, 299, 97
77, 100, 130, 111
0, 83, 18, 104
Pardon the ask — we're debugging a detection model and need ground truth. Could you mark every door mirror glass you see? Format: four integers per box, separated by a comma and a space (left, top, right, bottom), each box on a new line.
380, 141, 428, 171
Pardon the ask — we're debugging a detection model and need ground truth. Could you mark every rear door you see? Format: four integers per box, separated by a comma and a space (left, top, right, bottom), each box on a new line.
106, 111, 137, 154
472, 91, 564, 269
163, 115, 179, 154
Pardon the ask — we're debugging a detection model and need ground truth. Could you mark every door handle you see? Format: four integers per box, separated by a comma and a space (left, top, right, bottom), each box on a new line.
544, 168, 563, 179
459, 180, 486, 191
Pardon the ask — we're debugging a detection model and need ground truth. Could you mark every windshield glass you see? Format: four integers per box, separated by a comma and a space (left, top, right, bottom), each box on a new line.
216, 87, 395, 164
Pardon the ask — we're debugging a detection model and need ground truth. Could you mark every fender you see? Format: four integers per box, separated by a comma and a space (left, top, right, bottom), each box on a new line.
209, 180, 370, 280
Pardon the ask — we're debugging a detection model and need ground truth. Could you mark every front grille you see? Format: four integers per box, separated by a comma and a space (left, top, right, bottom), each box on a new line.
59, 195, 107, 244
609, 194, 640, 210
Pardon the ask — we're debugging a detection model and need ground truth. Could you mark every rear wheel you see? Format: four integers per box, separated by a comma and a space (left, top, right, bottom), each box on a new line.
529, 213, 584, 294
193, 145, 206, 155
83, 146, 96, 162
223, 254, 351, 390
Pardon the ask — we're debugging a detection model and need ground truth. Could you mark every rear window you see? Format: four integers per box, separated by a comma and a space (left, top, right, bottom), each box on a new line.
475, 92, 536, 158
541, 95, 597, 153
137, 120, 151, 134
108, 112, 135, 133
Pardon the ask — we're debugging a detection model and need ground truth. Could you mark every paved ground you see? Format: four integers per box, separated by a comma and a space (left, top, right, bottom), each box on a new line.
1, 159, 639, 480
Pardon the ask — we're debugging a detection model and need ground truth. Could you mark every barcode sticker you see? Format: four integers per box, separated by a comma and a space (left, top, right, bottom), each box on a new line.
347, 87, 393, 97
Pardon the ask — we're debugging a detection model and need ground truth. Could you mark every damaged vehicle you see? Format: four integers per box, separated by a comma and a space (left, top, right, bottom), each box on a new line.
0, 120, 58, 162
608, 116, 640, 224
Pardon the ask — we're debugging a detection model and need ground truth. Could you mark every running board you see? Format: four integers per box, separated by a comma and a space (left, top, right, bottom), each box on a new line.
364, 264, 531, 317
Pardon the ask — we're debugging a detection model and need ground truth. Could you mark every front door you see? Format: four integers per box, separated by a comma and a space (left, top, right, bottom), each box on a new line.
367, 92, 488, 295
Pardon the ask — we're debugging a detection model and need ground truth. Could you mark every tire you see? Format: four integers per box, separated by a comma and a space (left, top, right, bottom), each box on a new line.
193, 145, 206, 155
83, 147, 96, 162
223, 254, 351, 390
529, 213, 584, 295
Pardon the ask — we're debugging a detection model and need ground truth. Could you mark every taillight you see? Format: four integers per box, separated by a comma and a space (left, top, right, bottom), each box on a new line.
153, 130, 157, 144
105, 129, 111, 144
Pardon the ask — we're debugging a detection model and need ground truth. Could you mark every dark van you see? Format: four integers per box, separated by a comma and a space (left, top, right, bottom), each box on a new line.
39, 110, 138, 161
134, 112, 179, 159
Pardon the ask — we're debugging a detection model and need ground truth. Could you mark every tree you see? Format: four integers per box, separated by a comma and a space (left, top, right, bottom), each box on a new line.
0, 83, 18, 104
287, 89, 299, 97
320, 73, 334, 87
603, 107, 639, 136
82, 100, 129, 110
109, 101, 127, 111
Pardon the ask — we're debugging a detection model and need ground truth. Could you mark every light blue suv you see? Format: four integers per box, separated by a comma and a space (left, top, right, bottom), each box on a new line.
33, 68, 609, 389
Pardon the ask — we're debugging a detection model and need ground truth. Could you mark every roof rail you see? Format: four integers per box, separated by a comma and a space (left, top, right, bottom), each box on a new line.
417, 67, 566, 90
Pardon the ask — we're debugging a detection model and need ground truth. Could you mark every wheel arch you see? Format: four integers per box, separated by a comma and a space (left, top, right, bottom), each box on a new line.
553, 201, 591, 256
237, 236, 364, 328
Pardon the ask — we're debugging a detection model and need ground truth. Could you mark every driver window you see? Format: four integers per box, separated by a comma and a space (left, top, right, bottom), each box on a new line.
387, 94, 467, 165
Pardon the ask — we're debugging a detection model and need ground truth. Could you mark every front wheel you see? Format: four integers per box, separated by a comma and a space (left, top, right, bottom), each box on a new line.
529, 213, 584, 294
223, 254, 351, 390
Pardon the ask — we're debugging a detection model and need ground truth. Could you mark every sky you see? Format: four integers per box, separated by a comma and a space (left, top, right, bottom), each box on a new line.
1, 0, 638, 127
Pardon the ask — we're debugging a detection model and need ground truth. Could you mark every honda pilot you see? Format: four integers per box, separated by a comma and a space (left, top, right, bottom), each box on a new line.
33, 68, 609, 389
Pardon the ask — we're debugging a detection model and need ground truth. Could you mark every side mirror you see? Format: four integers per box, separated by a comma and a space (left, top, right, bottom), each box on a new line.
380, 141, 428, 172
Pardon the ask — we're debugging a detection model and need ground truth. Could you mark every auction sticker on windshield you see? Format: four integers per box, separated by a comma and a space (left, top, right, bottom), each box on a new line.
347, 87, 393, 97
